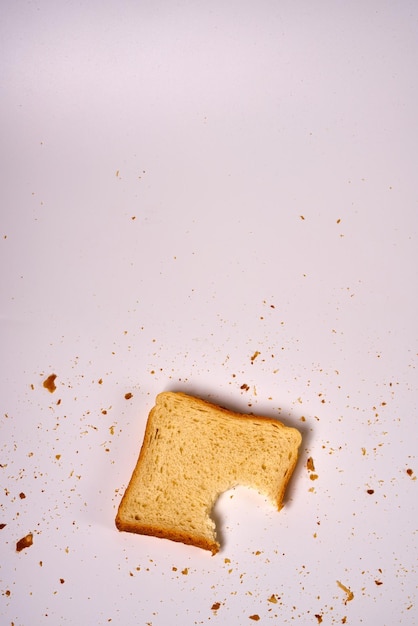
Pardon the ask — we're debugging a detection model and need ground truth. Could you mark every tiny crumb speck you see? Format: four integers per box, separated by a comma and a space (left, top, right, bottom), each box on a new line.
16, 533, 33, 552
43, 374, 57, 393
250, 351, 261, 362
337, 580, 354, 604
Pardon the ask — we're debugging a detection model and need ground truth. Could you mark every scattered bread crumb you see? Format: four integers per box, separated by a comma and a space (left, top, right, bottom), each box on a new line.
43, 374, 57, 393
16, 533, 33, 552
307, 457, 315, 471
337, 580, 354, 604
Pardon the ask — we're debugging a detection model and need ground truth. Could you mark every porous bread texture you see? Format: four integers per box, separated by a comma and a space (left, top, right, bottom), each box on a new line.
115, 391, 302, 554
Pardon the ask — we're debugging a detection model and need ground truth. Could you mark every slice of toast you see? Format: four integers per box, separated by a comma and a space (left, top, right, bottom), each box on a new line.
115, 391, 302, 554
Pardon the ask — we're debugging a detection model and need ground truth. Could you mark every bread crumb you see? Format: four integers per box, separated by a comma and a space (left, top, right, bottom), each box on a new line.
337, 580, 354, 604
267, 594, 278, 604
181, 568, 189, 575
249, 616, 260, 621
315, 615, 323, 624
16, 533, 33, 552
43, 374, 57, 393
211, 602, 221, 611
124, 393, 133, 400
307, 457, 315, 471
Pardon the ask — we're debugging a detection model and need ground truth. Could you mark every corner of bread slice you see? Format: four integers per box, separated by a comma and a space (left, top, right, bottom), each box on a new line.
115, 498, 220, 554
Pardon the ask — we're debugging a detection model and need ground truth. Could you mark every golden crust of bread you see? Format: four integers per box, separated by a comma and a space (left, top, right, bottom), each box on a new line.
115, 517, 218, 554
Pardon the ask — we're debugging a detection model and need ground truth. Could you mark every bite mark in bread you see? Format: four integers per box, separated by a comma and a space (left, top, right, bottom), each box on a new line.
115, 392, 302, 554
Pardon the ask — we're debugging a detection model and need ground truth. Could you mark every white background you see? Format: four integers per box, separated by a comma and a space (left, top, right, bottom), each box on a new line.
1, 1, 417, 624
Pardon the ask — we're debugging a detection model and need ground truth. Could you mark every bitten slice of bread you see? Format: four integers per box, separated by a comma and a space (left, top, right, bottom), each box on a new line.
115, 391, 302, 554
